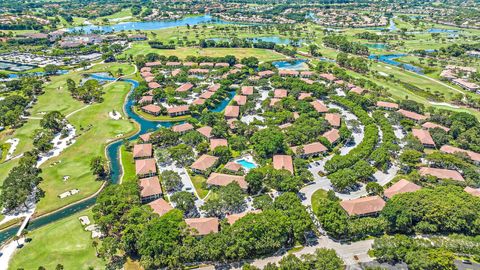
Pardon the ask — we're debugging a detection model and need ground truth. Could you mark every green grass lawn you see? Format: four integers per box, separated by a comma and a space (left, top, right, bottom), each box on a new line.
188, 172, 209, 199
311, 189, 328, 214
121, 145, 137, 183
35, 81, 136, 216
123, 43, 287, 62
9, 209, 105, 270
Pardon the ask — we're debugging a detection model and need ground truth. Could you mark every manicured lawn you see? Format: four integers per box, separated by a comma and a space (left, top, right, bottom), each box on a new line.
189, 172, 209, 199
9, 209, 105, 270
121, 145, 137, 183
123, 43, 287, 62
311, 189, 329, 214
133, 106, 192, 122
35, 81, 136, 216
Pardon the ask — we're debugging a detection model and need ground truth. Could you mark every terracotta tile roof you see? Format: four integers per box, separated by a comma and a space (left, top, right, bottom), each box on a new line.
225, 210, 262, 225
208, 83, 221, 92
139, 95, 153, 104
376, 101, 399, 109
215, 62, 229, 67
233, 95, 247, 106
145, 61, 161, 67
224, 105, 240, 118
397, 109, 428, 121
350, 87, 365, 95
310, 100, 328, 113
199, 62, 215, 67
185, 217, 219, 235
440, 145, 480, 162
291, 142, 327, 155
241, 86, 254, 95
300, 71, 314, 77
274, 89, 288, 98
293, 112, 300, 119
384, 179, 421, 199
258, 70, 274, 77
140, 67, 151, 73
135, 159, 157, 176
148, 198, 173, 216
139, 176, 162, 197
325, 113, 341, 127
412, 128, 435, 146
172, 69, 181, 76
210, 138, 228, 151
320, 73, 336, 81
167, 105, 189, 114
139, 132, 152, 142
141, 71, 153, 78
464, 187, 480, 197
166, 61, 182, 66
184, 62, 196, 67
322, 129, 340, 144
188, 68, 209, 74
279, 69, 299, 76
419, 167, 464, 181
207, 173, 248, 189
192, 99, 206, 105
200, 91, 215, 99
422, 122, 450, 132
234, 63, 245, 68
196, 126, 213, 138
148, 82, 161, 89
144, 76, 155, 82
340, 196, 386, 216
270, 98, 281, 107
142, 104, 161, 114
172, 123, 194, 133
133, 144, 153, 159
272, 155, 294, 174
334, 80, 344, 85
176, 82, 194, 92
298, 92, 312, 100
223, 162, 242, 172
191, 154, 218, 172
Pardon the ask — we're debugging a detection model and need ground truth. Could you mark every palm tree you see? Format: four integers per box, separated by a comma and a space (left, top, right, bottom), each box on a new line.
92, 240, 99, 257
13, 235, 20, 246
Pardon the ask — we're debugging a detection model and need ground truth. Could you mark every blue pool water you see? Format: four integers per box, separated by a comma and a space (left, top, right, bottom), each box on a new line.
68, 15, 241, 33
427, 28, 458, 33
273, 59, 308, 70
236, 159, 257, 169
369, 54, 423, 74
365, 43, 388, 50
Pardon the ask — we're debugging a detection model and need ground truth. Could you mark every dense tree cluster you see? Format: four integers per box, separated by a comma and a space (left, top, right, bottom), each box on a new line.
323, 35, 369, 55
66, 78, 104, 103
336, 52, 369, 74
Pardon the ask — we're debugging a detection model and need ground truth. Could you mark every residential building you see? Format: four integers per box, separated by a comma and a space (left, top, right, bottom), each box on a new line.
340, 196, 386, 216
206, 173, 248, 189
185, 217, 219, 236
272, 155, 294, 174
384, 179, 421, 199
191, 154, 219, 174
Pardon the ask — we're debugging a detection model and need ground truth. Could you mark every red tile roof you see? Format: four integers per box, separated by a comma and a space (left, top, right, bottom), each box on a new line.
167, 105, 189, 114
185, 217, 219, 235
376, 101, 399, 109
145, 61, 161, 67
210, 138, 228, 151
279, 69, 299, 76
233, 95, 247, 106
148, 82, 161, 89
172, 123, 194, 133
142, 104, 161, 114
133, 144, 153, 159
225, 210, 262, 225
440, 145, 480, 162
191, 154, 219, 172
422, 122, 450, 132
224, 105, 240, 118
419, 167, 464, 181
384, 179, 421, 199
241, 86, 254, 95
320, 73, 336, 81
298, 92, 312, 100
148, 198, 173, 216
176, 82, 194, 92
258, 70, 274, 77
208, 83, 221, 92
135, 159, 157, 176
322, 129, 340, 144
310, 100, 328, 113
340, 196, 386, 216
412, 128, 435, 146
398, 109, 428, 121
291, 142, 327, 155
196, 126, 213, 138
325, 113, 341, 127
200, 91, 215, 99
272, 155, 294, 174
223, 162, 243, 172
464, 187, 480, 197
207, 173, 248, 189
139, 132, 152, 142
274, 89, 288, 98
139, 176, 162, 197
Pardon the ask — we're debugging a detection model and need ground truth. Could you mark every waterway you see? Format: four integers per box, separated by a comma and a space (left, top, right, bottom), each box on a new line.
369, 54, 423, 74
68, 15, 238, 33
0, 74, 235, 244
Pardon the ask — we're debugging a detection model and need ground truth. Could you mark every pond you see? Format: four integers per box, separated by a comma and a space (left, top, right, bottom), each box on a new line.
68, 15, 239, 33
0, 73, 236, 244
365, 43, 389, 50
273, 59, 309, 70
369, 54, 423, 74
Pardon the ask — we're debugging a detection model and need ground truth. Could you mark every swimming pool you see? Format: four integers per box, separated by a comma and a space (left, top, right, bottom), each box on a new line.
236, 159, 257, 169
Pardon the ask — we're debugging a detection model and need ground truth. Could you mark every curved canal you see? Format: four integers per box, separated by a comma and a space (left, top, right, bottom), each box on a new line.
0, 74, 235, 244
